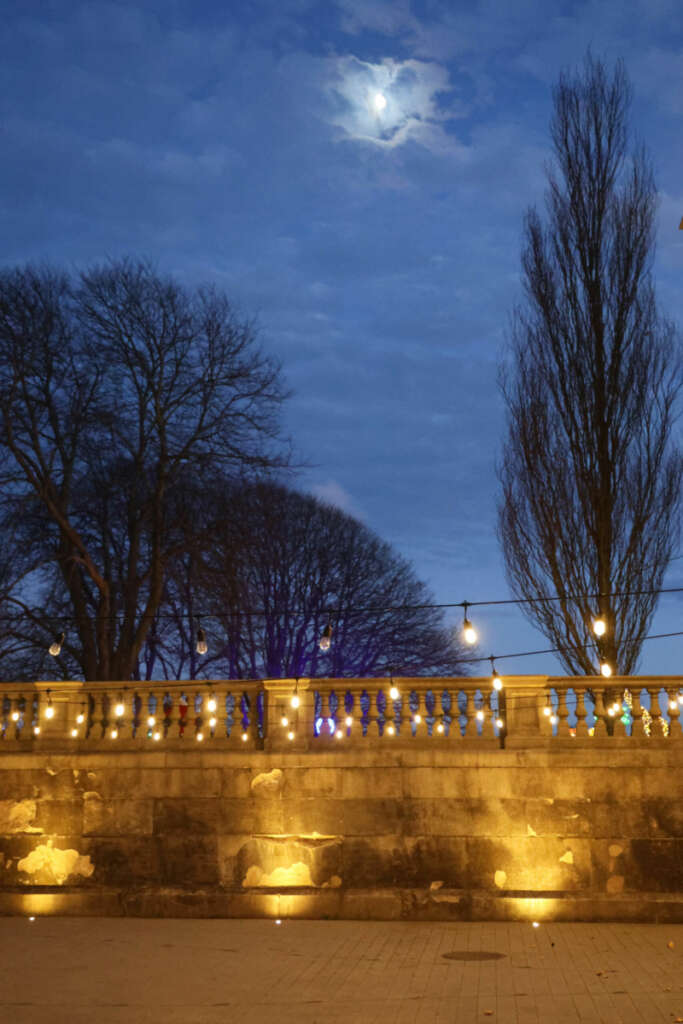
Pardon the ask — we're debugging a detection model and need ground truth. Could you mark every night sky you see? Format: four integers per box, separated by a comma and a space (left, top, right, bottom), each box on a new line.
2, 0, 682, 675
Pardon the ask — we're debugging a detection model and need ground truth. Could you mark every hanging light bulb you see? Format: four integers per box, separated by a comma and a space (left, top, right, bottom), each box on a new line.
600, 659, 612, 678
110, 728, 118, 739
335, 729, 343, 739
153, 730, 161, 741
196, 731, 204, 742
462, 602, 477, 645
436, 722, 444, 734
49, 632, 64, 657
490, 657, 503, 690
147, 715, 155, 727
475, 709, 484, 723
414, 713, 422, 724
593, 617, 607, 637
209, 716, 217, 729
389, 681, 400, 700
195, 625, 208, 656
345, 715, 353, 727
70, 728, 78, 738
33, 725, 40, 736
115, 699, 125, 718
495, 717, 504, 729
550, 714, 559, 726
319, 621, 333, 651
44, 690, 54, 719
76, 706, 85, 725
543, 697, 552, 718
290, 683, 300, 710
387, 724, 395, 736
287, 730, 295, 741
281, 715, 289, 727
207, 695, 217, 713
11, 710, 19, 722
241, 731, 248, 742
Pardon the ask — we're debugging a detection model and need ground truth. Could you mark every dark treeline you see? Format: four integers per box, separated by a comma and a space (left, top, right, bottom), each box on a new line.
0, 259, 467, 681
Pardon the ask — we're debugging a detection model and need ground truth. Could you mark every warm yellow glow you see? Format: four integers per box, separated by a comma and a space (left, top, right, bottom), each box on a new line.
387, 724, 395, 735
600, 660, 612, 678
287, 731, 295, 741
436, 723, 444, 734
593, 617, 606, 637
414, 713, 421, 724
344, 715, 353, 727
389, 685, 400, 700
335, 729, 343, 739
275, 918, 282, 925
550, 714, 558, 725
492, 674, 503, 691
48, 639, 62, 657
33, 725, 40, 736
532, 921, 540, 928
281, 715, 289, 727
608, 706, 615, 717
241, 731, 248, 742
71, 728, 78, 738
147, 715, 155, 727
11, 710, 19, 722
110, 728, 118, 739
678, 693, 683, 705
543, 705, 552, 717
115, 702, 125, 718
196, 732, 204, 742
76, 712, 85, 724
495, 717, 504, 729
669, 699, 677, 712
28, 916, 35, 921
45, 705, 55, 720
209, 716, 217, 729
207, 697, 217, 713
475, 709, 484, 722
463, 619, 477, 645
290, 694, 300, 709
153, 731, 161, 741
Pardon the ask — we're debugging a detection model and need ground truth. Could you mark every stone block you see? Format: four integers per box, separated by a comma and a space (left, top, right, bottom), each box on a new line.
153, 798, 220, 835
157, 835, 219, 886
83, 796, 153, 837
34, 799, 83, 836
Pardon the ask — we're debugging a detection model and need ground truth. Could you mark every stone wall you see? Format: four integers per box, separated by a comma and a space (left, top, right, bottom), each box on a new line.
0, 743, 681, 921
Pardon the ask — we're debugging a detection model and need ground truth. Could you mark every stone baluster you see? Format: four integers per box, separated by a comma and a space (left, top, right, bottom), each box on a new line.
591, 685, 609, 736
648, 686, 666, 737
666, 689, 681, 739
555, 686, 571, 737
630, 688, 647, 739
574, 685, 589, 737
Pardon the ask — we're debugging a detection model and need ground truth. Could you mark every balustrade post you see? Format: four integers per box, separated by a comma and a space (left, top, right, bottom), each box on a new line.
263, 678, 310, 751
503, 677, 548, 748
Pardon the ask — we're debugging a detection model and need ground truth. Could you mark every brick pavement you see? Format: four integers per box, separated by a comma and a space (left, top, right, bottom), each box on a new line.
0, 918, 681, 1023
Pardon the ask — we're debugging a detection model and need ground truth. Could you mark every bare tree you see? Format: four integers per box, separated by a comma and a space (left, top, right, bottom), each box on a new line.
498, 55, 682, 675
0, 259, 289, 680
142, 482, 469, 679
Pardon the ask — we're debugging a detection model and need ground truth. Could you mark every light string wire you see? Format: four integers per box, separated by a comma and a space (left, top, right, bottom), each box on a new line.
1, 585, 682, 625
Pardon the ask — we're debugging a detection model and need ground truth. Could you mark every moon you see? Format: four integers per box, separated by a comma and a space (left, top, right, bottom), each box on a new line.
373, 91, 387, 112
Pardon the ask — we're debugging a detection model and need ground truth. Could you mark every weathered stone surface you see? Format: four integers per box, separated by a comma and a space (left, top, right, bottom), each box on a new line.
17, 840, 94, 884
0, 799, 40, 834
83, 796, 153, 837
250, 768, 284, 797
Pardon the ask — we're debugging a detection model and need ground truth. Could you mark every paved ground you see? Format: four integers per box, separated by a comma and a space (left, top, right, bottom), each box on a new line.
0, 917, 681, 1023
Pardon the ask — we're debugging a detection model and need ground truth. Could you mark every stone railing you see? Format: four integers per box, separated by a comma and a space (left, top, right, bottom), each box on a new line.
0, 675, 680, 750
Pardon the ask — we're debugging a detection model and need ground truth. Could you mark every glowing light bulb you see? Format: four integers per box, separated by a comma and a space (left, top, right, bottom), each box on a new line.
463, 619, 477, 645
241, 732, 248, 742
669, 699, 677, 712
495, 717, 504, 729
600, 660, 612, 678
76, 712, 85, 724
344, 715, 353, 727
147, 715, 155, 727
389, 685, 400, 701
49, 632, 64, 657
153, 731, 161, 741
319, 622, 333, 651
281, 715, 289, 727
593, 617, 606, 637
387, 724, 395, 735
111, 728, 118, 739
475, 710, 484, 722
287, 731, 294, 741
532, 921, 540, 928
436, 723, 444, 734
414, 713, 421, 724
45, 705, 54, 720
196, 732, 204, 742
195, 626, 208, 655
543, 705, 552, 717
607, 706, 616, 717
11, 710, 19, 722
71, 728, 78, 738
373, 91, 387, 112
613, 701, 621, 713
33, 725, 40, 736
115, 702, 124, 718
335, 729, 343, 739
275, 918, 282, 925
209, 716, 217, 729
492, 672, 503, 691
290, 693, 300, 710
550, 714, 559, 725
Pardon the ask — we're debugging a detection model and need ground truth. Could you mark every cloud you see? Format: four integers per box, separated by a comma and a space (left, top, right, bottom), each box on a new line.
310, 479, 365, 518
325, 55, 460, 150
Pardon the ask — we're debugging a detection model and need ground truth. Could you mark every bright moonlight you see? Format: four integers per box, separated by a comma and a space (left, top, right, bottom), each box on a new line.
373, 91, 387, 112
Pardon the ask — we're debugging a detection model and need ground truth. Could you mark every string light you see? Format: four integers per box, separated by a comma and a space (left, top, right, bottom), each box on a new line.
76, 706, 85, 725
207, 695, 217, 713
593, 617, 607, 637
147, 715, 155, 727
387, 724, 395, 736
344, 715, 353, 727
600, 659, 613, 678
436, 722, 444, 734
319, 622, 333, 651
335, 729, 343, 739
414, 713, 422, 724
44, 691, 54, 719
209, 716, 217, 729
115, 698, 125, 718
543, 700, 552, 718
475, 709, 484, 722
196, 731, 204, 742
550, 713, 558, 726
11, 709, 19, 722
287, 730, 295, 741
495, 717, 504, 729
33, 724, 40, 735
153, 730, 161, 741
463, 602, 477, 645
195, 623, 208, 656
241, 731, 248, 742
70, 728, 78, 738
110, 728, 118, 739
389, 681, 400, 700
490, 657, 503, 691
290, 682, 300, 710
48, 632, 64, 657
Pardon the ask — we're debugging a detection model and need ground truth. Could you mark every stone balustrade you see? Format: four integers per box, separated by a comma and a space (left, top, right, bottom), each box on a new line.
0, 675, 681, 750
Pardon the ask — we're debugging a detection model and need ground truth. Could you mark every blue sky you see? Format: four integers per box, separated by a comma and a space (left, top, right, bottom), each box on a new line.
2, 0, 682, 675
